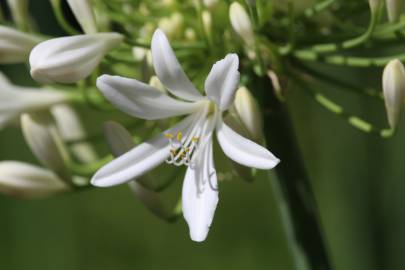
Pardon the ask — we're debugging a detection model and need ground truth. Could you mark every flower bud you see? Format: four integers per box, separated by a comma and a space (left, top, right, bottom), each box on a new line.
369, 0, 383, 14
0, 72, 70, 129
158, 13, 184, 38
0, 25, 41, 64
7, 0, 30, 31
229, 2, 255, 46
0, 161, 69, 199
202, 11, 212, 37
203, 0, 219, 9
21, 113, 71, 182
30, 33, 123, 84
103, 121, 173, 220
51, 105, 98, 163
66, 0, 98, 34
383, 59, 405, 129
233, 87, 263, 142
386, 0, 405, 22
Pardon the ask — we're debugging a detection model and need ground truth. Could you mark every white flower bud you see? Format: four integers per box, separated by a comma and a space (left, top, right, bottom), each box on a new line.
66, 0, 98, 34
103, 121, 173, 220
51, 105, 98, 164
30, 33, 123, 84
386, 0, 405, 22
229, 2, 255, 46
202, 11, 212, 36
383, 59, 405, 128
132, 47, 152, 66
0, 72, 70, 129
0, 25, 41, 64
184, 28, 197, 41
21, 113, 71, 181
233, 87, 263, 141
203, 0, 219, 9
7, 0, 30, 31
369, 0, 383, 14
0, 161, 69, 199
158, 13, 184, 38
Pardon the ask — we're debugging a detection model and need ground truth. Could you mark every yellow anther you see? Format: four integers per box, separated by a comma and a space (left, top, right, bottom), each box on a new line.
165, 133, 174, 139
192, 137, 199, 142
176, 132, 183, 141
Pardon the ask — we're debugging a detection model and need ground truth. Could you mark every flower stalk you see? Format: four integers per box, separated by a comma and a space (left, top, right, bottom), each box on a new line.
258, 76, 331, 270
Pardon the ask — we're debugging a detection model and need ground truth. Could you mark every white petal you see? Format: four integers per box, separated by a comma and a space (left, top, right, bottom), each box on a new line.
204, 54, 240, 110
91, 112, 198, 187
216, 117, 280, 170
182, 138, 218, 242
151, 29, 203, 101
97, 74, 201, 120
0, 161, 69, 199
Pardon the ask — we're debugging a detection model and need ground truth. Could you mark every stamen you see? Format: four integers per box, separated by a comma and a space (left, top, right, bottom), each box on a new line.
165, 130, 200, 168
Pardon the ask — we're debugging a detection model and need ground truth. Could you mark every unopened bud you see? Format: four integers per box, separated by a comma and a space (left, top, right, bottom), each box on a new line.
0, 26, 41, 64
21, 113, 71, 181
66, 0, 97, 34
382, 59, 405, 128
203, 0, 219, 9
386, 0, 405, 22
369, 0, 383, 14
7, 0, 30, 31
229, 2, 255, 46
30, 33, 123, 83
202, 11, 212, 37
0, 161, 69, 199
233, 87, 263, 142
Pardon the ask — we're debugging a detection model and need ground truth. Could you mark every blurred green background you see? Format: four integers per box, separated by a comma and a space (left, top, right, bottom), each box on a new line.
1, 1, 405, 270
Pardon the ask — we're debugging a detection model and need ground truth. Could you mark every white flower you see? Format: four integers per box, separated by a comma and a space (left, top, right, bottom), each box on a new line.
382, 59, 405, 129
0, 25, 41, 64
92, 29, 280, 242
229, 2, 255, 46
66, 0, 98, 34
0, 161, 69, 199
29, 33, 123, 84
0, 72, 70, 129
386, 0, 405, 22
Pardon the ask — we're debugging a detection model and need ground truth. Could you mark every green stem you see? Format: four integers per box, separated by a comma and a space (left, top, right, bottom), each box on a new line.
303, 0, 337, 18
292, 50, 405, 67
50, 0, 80, 35
258, 76, 331, 270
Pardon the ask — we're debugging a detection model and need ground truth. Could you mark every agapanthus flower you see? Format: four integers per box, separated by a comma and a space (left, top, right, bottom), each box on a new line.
92, 29, 280, 242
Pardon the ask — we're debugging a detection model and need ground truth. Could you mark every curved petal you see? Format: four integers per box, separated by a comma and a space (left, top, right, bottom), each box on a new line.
216, 117, 280, 170
204, 54, 240, 110
182, 138, 218, 242
91, 112, 199, 187
151, 29, 203, 101
97, 74, 201, 120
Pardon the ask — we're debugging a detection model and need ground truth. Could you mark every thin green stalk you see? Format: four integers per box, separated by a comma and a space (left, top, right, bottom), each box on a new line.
303, 0, 337, 18
292, 50, 405, 67
50, 0, 80, 35
294, 76, 394, 138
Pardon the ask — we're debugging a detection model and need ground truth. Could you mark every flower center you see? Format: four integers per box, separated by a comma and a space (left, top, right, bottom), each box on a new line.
164, 131, 200, 168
